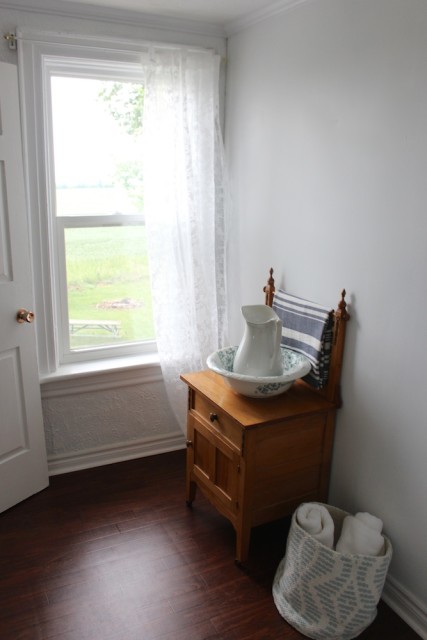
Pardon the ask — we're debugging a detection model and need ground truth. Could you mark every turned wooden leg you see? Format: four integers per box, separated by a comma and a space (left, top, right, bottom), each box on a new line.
186, 477, 197, 507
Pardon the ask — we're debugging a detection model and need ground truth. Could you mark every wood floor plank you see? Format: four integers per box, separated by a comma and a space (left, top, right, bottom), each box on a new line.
0, 450, 421, 640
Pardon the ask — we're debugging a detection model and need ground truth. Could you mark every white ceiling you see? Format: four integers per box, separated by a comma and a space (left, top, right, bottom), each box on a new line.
0, 0, 300, 34
62, 0, 281, 26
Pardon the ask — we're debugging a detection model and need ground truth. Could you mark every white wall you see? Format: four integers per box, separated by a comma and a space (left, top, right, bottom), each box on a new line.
0, 4, 226, 471
226, 0, 427, 632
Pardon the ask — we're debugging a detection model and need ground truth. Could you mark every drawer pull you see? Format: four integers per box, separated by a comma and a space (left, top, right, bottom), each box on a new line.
209, 413, 218, 423
186, 439, 193, 448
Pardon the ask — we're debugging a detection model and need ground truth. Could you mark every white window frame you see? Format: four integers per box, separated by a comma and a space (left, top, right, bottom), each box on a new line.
18, 31, 158, 376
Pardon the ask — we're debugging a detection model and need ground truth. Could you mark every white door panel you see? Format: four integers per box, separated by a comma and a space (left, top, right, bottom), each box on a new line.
0, 61, 49, 513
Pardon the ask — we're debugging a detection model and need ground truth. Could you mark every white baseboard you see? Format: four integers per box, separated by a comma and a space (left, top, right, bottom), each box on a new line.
48, 431, 186, 475
382, 574, 427, 639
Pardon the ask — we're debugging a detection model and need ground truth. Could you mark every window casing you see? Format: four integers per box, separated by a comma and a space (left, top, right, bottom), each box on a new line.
19, 34, 157, 374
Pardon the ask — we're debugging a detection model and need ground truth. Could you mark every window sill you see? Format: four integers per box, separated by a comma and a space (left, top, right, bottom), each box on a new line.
40, 353, 162, 399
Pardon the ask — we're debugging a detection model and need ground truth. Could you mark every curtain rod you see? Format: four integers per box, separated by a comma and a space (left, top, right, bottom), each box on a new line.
4, 30, 226, 67
4, 30, 222, 57
4, 32, 17, 50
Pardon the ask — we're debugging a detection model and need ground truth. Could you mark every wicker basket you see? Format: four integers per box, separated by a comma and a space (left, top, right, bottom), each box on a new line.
273, 504, 393, 640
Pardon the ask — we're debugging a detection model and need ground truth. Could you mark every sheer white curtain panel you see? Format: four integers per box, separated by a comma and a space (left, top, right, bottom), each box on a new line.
142, 46, 229, 431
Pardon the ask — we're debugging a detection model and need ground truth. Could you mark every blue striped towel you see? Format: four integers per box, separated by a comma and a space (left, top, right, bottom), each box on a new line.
272, 289, 333, 389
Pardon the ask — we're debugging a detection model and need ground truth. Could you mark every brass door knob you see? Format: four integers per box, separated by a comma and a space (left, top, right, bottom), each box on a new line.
17, 309, 35, 324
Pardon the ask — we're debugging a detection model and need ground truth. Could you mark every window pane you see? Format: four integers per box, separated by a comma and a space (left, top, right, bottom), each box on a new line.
51, 76, 143, 217
65, 225, 154, 350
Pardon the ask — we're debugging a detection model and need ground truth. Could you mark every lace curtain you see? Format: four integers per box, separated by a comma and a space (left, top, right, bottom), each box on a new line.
142, 47, 229, 432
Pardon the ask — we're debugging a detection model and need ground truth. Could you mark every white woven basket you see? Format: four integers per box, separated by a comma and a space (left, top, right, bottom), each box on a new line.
273, 503, 392, 640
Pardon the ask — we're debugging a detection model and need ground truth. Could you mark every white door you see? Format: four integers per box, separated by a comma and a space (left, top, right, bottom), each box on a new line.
0, 61, 49, 513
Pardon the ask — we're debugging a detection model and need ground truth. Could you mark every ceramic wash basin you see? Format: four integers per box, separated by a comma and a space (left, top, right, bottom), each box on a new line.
206, 346, 311, 398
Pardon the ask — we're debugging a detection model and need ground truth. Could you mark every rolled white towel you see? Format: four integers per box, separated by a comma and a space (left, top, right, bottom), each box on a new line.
336, 513, 385, 556
296, 503, 334, 548
355, 511, 383, 533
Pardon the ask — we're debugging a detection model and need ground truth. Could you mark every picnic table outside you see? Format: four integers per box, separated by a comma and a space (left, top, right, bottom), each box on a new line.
69, 319, 121, 337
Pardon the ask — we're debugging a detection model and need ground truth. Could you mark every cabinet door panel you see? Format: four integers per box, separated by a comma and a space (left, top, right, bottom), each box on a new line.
193, 427, 211, 482
189, 415, 240, 516
215, 448, 238, 499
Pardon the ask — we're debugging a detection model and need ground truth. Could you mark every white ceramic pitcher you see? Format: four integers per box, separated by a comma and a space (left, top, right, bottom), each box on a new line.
233, 305, 283, 377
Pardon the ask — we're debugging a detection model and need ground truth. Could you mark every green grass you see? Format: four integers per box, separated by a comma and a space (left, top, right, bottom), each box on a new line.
65, 225, 155, 349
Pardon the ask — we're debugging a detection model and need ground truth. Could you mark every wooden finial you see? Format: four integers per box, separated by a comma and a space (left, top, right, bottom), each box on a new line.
337, 289, 350, 321
263, 268, 275, 307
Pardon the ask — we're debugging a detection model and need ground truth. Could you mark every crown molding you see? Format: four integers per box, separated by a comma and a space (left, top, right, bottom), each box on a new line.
0, 0, 226, 38
225, 0, 316, 36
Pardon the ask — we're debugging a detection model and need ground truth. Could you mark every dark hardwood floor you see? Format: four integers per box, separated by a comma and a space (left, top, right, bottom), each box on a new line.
0, 450, 421, 639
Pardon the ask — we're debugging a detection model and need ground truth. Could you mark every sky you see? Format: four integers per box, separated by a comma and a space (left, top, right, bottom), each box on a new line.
51, 76, 140, 187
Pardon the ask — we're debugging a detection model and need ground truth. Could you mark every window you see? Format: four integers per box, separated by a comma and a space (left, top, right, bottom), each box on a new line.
50, 73, 154, 363
19, 36, 157, 372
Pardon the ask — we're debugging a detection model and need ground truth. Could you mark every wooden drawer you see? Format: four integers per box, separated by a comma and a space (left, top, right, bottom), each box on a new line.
191, 392, 243, 452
